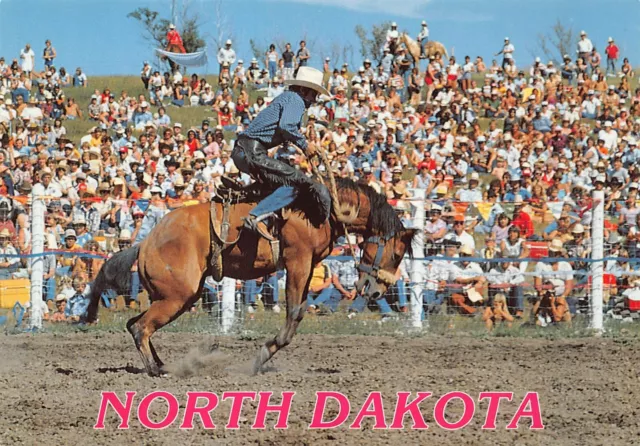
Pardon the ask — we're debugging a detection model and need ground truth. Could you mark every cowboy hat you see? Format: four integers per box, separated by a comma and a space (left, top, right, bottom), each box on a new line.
548, 239, 565, 253
459, 245, 474, 256
173, 176, 185, 187
55, 294, 68, 303
0, 228, 11, 238
284, 67, 330, 97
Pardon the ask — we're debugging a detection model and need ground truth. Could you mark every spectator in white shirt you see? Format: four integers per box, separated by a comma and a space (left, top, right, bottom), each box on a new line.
598, 121, 618, 151
577, 31, 593, 61
217, 40, 236, 74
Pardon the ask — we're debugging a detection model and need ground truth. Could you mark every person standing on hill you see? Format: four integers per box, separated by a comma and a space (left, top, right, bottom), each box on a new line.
281, 43, 296, 81
577, 31, 593, 63
605, 37, 619, 76
43, 40, 57, 69
20, 43, 35, 78
296, 40, 310, 68
217, 39, 236, 75
495, 37, 514, 69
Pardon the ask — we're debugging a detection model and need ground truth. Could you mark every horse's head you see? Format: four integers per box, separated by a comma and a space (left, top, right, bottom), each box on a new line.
355, 228, 415, 301
333, 178, 416, 301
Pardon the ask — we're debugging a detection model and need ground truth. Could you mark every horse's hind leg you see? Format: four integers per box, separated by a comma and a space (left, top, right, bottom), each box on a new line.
254, 255, 313, 374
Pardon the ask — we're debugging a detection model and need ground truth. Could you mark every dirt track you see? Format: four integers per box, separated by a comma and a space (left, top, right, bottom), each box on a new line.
1, 331, 640, 445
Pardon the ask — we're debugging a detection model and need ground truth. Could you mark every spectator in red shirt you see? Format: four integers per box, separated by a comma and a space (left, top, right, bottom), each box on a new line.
166, 24, 186, 54
511, 198, 534, 239
605, 37, 619, 76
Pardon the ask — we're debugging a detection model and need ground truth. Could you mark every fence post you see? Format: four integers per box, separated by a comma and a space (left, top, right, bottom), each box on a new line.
221, 277, 235, 333
591, 190, 604, 334
29, 183, 46, 330
409, 188, 425, 329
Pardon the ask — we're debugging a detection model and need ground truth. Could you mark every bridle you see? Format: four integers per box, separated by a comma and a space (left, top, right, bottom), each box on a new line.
357, 232, 397, 287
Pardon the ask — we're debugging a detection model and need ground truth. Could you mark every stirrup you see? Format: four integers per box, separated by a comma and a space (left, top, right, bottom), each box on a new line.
242, 213, 278, 241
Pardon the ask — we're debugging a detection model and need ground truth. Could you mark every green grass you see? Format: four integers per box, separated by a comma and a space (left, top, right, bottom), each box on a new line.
4, 301, 640, 340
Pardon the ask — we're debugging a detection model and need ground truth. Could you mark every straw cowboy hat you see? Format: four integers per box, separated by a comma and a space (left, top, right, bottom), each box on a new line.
285, 67, 330, 97
0, 228, 11, 238
548, 238, 565, 253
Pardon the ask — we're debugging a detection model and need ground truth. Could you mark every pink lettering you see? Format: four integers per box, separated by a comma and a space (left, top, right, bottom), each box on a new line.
433, 392, 475, 431
390, 392, 431, 429
309, 392, 351, 429
180, 392, 219, 429
137, 391, 180, 430
94, 391, 136, 429
222, 392, 257, 429
507, 392, 544, 430
350, 392, 387, 429
479, 392, 513, 429
252, 391, 295, 429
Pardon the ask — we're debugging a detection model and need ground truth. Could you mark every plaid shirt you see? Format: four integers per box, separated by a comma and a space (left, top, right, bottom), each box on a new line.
326, 258, 358, 291
241, 91, 307, 150
72, 205, 101, 234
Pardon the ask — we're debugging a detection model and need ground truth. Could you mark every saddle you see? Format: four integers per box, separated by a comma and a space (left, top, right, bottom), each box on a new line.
208, 176, 285, 281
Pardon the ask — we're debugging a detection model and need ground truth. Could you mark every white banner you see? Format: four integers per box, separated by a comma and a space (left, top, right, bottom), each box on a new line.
155, 48, 208, 67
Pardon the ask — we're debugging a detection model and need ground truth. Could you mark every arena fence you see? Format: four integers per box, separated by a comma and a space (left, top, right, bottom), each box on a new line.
3, 187, 618, 336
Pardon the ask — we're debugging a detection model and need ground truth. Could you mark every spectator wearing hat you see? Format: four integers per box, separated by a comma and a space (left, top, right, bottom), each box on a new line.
57, 229, 81, 277
565, 223, 591, 275
0, 228, 20, 279
488, 256, 526, 319
455, 172, 482, 202
534, 239, 576, 314
217, 39, 236, 74
417, 20, 429, 57
424, 204, 447, 253
50, 294, 68, 323
448, 244, 487, 315
604, 37, 619, 77
495, 37, 514, 70
423, 238, 460, 316
445, 148, 469, 184
444, 214, 475, 251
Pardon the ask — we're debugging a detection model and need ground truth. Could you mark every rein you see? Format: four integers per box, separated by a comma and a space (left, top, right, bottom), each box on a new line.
310, 147, 393, 286
311, 148, 360, 265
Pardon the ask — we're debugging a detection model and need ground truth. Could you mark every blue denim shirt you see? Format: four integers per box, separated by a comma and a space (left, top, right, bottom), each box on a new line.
134, 204, 168, 244
66, 293, 89, 318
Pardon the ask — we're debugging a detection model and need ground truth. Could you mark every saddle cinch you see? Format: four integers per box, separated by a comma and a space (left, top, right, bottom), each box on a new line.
208, 176, 284, 281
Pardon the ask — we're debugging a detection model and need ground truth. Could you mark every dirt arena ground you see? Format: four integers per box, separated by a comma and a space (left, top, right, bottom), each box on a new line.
1, 331, 640, 445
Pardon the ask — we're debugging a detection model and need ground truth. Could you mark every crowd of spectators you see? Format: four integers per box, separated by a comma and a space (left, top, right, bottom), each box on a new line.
0, 26, 639, 327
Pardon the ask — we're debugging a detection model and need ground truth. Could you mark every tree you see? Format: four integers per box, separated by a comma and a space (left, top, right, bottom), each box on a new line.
355, 21, 391, 65
535, 19, 577, 65
211, 0, 234, 51
250, 39, 266, 62
128, 4, 205, 70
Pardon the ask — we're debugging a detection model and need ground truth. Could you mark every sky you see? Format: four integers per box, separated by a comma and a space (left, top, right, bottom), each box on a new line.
0, 0, 638, 75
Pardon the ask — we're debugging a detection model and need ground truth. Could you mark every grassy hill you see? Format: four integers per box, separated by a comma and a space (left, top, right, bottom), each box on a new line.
63, 75, 225, 141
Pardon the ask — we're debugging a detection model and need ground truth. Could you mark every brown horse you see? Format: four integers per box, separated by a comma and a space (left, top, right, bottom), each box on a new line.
85, 179, 415, 376
399, 33, 448, 64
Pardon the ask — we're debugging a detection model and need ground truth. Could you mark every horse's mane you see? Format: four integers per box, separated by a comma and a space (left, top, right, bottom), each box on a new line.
335, 178, 405, 237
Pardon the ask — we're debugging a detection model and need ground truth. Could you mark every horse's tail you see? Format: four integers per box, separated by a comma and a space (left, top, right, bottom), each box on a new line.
85, 245, 141, 323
